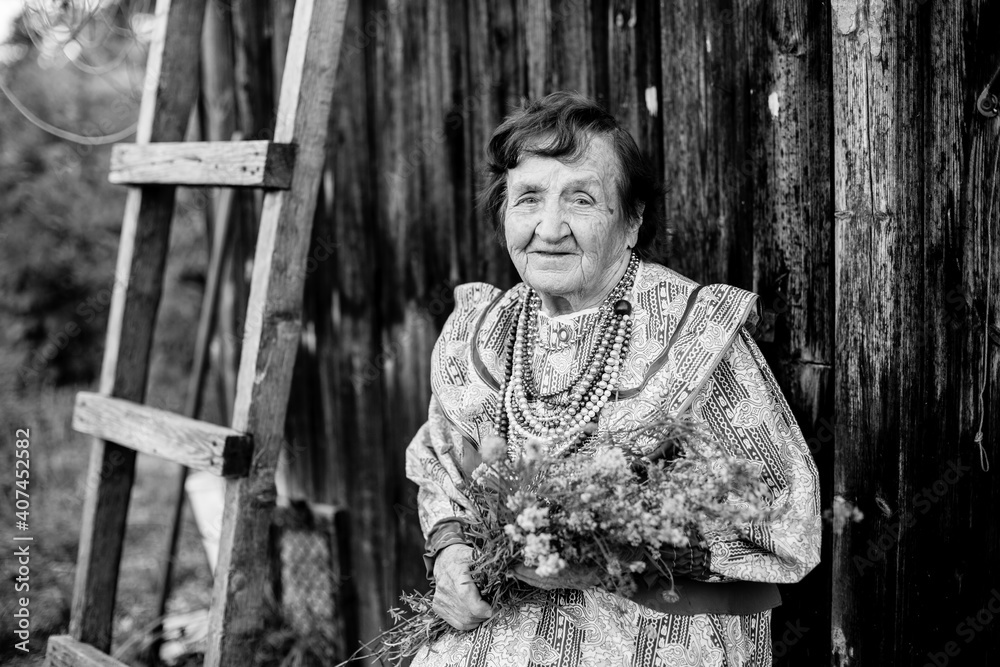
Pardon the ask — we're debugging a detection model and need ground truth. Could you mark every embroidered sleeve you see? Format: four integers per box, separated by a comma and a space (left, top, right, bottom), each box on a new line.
405, 394, 476, 538
406, 282, 502, 539
687, 329, 822, 584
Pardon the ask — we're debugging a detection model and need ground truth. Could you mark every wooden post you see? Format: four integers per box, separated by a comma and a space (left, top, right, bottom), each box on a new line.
201, 0, 239, 421
657, 0, 753, 287
832, 2, 1000, 663
68, 0, 207, 651
204, 2, 349, 665
744, 3, 834, 664
607, 0, 663, 204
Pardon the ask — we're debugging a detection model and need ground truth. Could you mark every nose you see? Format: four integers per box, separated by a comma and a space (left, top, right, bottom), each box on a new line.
535, 198, 569, 243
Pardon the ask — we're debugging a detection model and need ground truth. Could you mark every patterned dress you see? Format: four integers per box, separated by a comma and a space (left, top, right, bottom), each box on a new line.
405, 261, 821, 667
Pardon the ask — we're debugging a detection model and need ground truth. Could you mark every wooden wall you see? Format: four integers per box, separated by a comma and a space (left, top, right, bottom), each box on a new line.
202, 0, 999, 663
832, 1, 1000, 664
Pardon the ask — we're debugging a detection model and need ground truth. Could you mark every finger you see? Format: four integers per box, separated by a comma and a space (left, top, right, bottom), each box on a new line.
456, 578, 493, 617
436, 572, 492, 624
433, 593, 482, 631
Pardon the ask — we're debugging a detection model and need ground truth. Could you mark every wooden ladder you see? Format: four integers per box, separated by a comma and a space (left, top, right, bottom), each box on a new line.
44, 0, 349, 665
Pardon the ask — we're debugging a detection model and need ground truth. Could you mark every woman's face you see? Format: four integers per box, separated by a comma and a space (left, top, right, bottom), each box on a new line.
504, 135, 638, 315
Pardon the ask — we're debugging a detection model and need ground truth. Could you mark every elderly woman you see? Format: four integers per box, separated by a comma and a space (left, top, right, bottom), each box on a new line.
405, 92, 820, 666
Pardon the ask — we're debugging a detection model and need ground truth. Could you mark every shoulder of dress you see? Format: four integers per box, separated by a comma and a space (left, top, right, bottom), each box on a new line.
450, 282, 504, 319
635, 261, 700, 292
635, 262, 760, 330
438, 282, 523, 347
632, 261, 699, 308
430, 282, 523, 446
698, 283, 762, 331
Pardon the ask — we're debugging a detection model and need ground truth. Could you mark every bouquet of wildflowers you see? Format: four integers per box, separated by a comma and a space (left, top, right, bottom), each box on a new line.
355, 416, 772, 664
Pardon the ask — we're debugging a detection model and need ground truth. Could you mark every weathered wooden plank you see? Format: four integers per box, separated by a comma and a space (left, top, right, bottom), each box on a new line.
281, 5, 380, 655
204, 0, 350, 664
519, 0, 598, 100
464, 0, 526, 287
359, 0, 449, 645
45, 635, 129, 667
607, 0, 663, 254
226, 0, 276, 373
200, 0, 240, 421
831, 2, 921, 662
109, 141, 295, 188
832, 2, 1000, 664
658, 0, 752, 286
69, 0, 207, 652
745, 2, 833, 664
72, 392, 252, 476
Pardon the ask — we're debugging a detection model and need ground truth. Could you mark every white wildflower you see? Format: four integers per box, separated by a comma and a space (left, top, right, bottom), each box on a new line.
516, 505, 550, 532
533, 552, 567, 577
481, 435, 508, 464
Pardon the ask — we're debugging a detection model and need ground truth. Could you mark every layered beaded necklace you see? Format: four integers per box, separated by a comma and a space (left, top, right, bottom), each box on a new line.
498, 253, 639, 453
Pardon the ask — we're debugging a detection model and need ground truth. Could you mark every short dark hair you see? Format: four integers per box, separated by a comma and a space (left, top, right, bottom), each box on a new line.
479, 91, 662, 258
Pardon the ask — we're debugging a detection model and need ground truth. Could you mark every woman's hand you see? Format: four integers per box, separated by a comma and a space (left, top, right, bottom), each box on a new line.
511, 563, 601, 590
432, 544, 494, 631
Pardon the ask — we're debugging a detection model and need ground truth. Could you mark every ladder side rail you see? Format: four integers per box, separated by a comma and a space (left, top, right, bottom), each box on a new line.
67, 0, 209, 652
204, 1, 351, 665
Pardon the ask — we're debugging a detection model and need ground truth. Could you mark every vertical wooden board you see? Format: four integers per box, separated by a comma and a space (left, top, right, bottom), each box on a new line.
70, 0, 208, 651
894, 3, 1000, 664
517, 0, 599, 101
280, 0, 325, 506
357, 0, 418, 646
463, 0, 524, 288
520, 0, 552, 100
231, 0, 275, 140
606, 0, 664, 256
421, 1, 459, 295
745, 1, 834, 662
832, 1, 926, 663
658, 0, 752, 285
201, 0, 238, 418
548, 0, 596, 97
201, 1, 237, 145
314, 0, 396, 650
204, 1, 350, 665
227, 0, 278, 357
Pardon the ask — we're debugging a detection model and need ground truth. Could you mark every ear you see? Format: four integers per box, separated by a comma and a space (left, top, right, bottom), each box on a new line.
626, 202, 644, 248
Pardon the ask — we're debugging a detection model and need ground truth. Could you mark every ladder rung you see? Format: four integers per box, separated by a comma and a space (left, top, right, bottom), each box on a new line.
45, 635, 129, 667
109, 140, 295, 188
72, 392, 253, 477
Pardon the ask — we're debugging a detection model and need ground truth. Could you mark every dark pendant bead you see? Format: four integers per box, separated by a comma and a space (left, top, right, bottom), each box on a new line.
613, 299, 632, 316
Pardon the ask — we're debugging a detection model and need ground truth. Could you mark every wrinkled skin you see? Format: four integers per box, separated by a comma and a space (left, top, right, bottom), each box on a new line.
432, 544, 494, 631
432, 547, 601, 630
504, 135, 639, 316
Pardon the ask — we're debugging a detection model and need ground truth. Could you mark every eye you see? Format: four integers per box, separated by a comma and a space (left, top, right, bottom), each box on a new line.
514, 194, 539, 206
573, 194, 595, 206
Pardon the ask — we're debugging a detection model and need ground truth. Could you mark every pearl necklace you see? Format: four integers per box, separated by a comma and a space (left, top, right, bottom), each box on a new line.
498, 253, 639, 452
